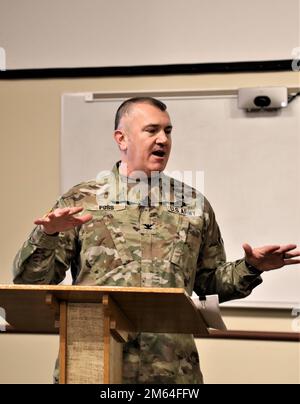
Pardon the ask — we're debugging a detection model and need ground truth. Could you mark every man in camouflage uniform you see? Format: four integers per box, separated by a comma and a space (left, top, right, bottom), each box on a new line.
13, 97, 300, 383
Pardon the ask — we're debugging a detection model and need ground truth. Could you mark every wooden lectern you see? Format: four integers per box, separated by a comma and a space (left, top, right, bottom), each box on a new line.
0, 285, 208, 384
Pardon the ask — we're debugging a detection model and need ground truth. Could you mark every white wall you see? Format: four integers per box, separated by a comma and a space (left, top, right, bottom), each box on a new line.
0, 0, 299, 69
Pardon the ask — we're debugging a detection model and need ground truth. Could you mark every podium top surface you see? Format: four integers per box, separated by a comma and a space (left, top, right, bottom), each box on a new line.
0, 284, 207, 335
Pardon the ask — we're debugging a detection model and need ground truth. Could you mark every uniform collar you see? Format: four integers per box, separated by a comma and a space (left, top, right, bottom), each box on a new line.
96, 161, 185, 207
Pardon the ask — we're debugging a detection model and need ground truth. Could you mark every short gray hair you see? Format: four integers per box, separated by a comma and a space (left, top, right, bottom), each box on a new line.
114, 97, 167, 130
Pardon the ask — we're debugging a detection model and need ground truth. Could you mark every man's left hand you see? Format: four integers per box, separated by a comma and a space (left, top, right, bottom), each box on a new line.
243, 243, 300, 272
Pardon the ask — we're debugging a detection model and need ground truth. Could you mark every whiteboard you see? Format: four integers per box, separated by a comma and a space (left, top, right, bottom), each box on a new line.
61, 92, 300, 309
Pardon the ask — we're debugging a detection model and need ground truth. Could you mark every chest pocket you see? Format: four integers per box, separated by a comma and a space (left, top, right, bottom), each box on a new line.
84, 205, 134, 265
170, 212, 203, 269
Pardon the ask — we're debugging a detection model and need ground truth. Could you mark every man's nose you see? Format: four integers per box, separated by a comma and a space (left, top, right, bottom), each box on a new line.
156, 130, 169, 144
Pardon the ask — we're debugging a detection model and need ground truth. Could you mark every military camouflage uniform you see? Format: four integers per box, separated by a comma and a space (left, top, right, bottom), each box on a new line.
13, 162, 262, 384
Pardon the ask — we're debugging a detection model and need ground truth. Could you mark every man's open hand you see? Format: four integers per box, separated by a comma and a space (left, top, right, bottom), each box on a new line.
34, 207, 93, 235
243, 243, 300, 272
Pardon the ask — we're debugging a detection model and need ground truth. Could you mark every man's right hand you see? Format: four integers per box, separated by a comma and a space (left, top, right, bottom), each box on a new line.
34, 207, 93, 235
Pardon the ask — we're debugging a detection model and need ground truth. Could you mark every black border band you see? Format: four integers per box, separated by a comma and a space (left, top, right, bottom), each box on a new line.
0, 60, 295, 80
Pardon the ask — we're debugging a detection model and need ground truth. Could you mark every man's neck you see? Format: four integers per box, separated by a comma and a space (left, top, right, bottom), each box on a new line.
119, 161, 161, 180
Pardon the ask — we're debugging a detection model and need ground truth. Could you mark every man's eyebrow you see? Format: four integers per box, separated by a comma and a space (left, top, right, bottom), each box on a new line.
143, 124, 173, 129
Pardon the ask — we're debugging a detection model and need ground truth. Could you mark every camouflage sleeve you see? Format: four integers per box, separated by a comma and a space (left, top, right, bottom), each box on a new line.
194, 199, 263, 303
12, 198, 78, 285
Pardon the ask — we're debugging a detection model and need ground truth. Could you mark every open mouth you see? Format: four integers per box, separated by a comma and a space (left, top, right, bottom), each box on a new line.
152, 150, 166, 158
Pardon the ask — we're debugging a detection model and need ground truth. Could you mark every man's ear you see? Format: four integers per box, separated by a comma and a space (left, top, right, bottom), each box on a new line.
114, 130, 127, 151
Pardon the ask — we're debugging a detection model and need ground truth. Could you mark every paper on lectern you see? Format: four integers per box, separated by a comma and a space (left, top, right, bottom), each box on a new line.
192, 295, 227, 330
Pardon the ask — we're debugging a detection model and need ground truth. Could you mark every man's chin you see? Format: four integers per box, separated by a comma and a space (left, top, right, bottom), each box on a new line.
146, 162, 167, 175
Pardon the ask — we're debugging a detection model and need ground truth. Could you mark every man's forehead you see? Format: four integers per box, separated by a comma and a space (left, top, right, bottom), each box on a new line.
125, 102, 171, 123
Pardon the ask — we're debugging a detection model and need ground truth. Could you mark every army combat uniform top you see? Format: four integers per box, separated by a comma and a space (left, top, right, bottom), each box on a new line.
13, 162, 262, 384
